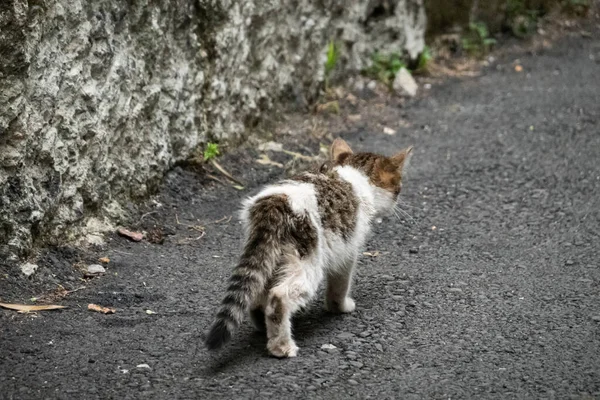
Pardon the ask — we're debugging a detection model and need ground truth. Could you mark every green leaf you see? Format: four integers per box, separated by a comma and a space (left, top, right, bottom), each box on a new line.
203, 143, 220, 162
325, 40, 339, 76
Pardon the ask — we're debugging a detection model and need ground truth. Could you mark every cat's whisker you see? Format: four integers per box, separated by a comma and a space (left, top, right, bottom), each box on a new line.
391, 207, 404, 223
396, 199, 419, 210
394, 204, 415, 224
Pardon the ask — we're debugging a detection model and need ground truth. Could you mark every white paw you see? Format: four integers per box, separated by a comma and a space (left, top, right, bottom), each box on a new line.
325, 297, 356, 313
268, 339, 299, 358
340, 297, 356, 313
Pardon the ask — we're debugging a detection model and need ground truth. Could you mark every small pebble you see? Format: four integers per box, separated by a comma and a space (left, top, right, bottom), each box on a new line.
354, 79, 365, 91
375, 344, 383, 352
86, 264, 106, 275
321, 343, 337, 350
348, 379, 359, 385
409, 248, 419, 254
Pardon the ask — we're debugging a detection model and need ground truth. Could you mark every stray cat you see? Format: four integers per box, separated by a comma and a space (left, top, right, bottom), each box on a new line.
205, 138, 412, 357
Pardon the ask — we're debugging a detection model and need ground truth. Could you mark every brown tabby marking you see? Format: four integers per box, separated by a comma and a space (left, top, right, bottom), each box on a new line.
250, 194, 318, 259
267, 295, 284, 324
291, 173, 358, 239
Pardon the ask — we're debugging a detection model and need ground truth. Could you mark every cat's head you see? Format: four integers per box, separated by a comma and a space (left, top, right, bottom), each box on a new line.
329, 138, 413, 212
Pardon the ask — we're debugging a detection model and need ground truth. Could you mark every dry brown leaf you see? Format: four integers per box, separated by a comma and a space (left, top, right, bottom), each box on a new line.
257, 141, 284, 152
515, 65, 523, 72
0, 303, 66, 313
117, 228, 144, 242
256, 154, 284, 168
281, 150, 316, 162
88, 304, 116, 314
99, 257, 110, 263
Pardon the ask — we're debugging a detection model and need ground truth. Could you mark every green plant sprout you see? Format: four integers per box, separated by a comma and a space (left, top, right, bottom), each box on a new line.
461, 22, 497, 58
203, 143, 220, 162
324, 40, 339, 91
364, 51, 408, 86
415, 46, 432, 72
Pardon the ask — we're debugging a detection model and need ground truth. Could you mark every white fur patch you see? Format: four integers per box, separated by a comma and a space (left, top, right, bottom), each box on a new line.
247, 182, 317, 212
240, 182, 319, 226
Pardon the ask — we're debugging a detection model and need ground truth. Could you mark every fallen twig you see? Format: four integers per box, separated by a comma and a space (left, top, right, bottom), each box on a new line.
210, 159, 244, 186
176, 231, 206, 245
210, 216, 232, 224
176, 214, 205, 232
66, 286, 86, 295
206, 174, 225, 184
139, 211, 158, 224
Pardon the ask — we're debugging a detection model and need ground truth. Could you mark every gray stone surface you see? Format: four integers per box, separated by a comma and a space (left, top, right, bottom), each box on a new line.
392, 67, 418, 97
85, 264, 106, 275
0, 0, 426, 263
19, 262, 38, 277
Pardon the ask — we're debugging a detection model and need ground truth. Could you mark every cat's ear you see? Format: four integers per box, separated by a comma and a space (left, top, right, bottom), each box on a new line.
391, 146, 413, 171
330, 138, 353, 162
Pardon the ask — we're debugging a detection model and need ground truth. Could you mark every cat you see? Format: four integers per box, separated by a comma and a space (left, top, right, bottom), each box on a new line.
205, 138, 413, 358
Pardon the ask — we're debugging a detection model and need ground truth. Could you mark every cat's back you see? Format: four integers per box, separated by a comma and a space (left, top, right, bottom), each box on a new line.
242, 171, 360, 239
289, 171, 359, 239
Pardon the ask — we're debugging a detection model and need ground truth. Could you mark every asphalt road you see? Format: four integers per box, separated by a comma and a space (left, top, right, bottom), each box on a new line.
1, 29, 599, 399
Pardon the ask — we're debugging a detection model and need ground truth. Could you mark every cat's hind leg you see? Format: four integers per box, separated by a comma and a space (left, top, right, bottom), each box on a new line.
249, 292, 268, 332
325, 254, 357, 313
264, 257, 320, 358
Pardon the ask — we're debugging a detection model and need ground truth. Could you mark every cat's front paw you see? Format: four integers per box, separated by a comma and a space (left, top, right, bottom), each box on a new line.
340, 297, 356, 313
267, 339, 299, 358
325, 297, 356, 313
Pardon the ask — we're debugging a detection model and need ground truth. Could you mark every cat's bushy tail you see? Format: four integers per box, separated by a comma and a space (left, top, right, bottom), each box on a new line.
204, 199, 285, 350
